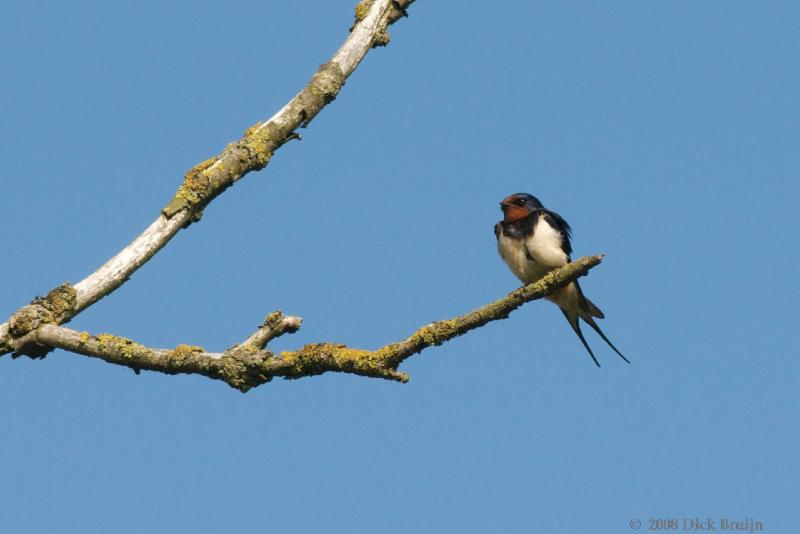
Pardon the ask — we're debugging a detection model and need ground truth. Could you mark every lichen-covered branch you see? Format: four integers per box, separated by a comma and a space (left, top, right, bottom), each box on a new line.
0, 0, 415, 357
14, 311, 304, 392
380, 255, 603, 369
13, 257, 603, 392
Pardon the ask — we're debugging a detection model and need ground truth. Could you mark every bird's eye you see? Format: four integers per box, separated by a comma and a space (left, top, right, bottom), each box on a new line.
516, 199, 525, 206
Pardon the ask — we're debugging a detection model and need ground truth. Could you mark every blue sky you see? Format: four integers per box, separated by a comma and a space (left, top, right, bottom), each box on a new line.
1, 1, 798, 532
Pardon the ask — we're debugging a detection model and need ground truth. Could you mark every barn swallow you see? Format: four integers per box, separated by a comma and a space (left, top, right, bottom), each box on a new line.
494, 192, 629, 366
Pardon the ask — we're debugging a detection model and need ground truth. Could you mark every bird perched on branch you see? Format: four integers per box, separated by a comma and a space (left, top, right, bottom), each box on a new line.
494, 192, 629, 366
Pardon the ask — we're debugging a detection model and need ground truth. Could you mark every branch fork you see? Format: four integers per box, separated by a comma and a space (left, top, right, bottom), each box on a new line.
0, 2, 609, 393
0, 0, 415, 359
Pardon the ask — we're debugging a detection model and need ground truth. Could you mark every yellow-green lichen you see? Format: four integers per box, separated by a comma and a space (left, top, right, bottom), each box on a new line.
236, 343, 261, 355
78, 331, 90, 344
354, 0, 374, 23
162, 157, 217, 216
264, 310, 283, 326
8, 283, 77, 338
215, 352, 271, 392
312, 63, 345, 101
332, 345, 376, 367
44, 284, 77, 318
96, 333, 152, 361
242, 125, 273, 170
161, 63, 344, 221
373, 28, 391, 47
294, 63, 346, 127
279, 343, 397, 380
243, 121, 264, 137
409, 319, 460, 347
166, 344, 205, 363
371, 342, 400, 361
353, 0, 393, 47
8, 305, 52, 337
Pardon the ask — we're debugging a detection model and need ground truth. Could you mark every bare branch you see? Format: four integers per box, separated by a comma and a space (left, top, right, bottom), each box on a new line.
0, 0, 415, 357
240, 311, 303, 350
16, 256, 603, 392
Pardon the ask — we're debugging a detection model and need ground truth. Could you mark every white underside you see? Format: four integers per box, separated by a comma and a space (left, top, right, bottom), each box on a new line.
497, 217, 580, 313
497, 217, 569, 284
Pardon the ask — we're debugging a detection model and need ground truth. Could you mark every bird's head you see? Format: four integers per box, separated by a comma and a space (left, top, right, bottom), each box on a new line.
499, 192, 543, 223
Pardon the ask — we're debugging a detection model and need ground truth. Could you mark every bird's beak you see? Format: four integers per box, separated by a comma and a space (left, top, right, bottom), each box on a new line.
500, 195, 518, 209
